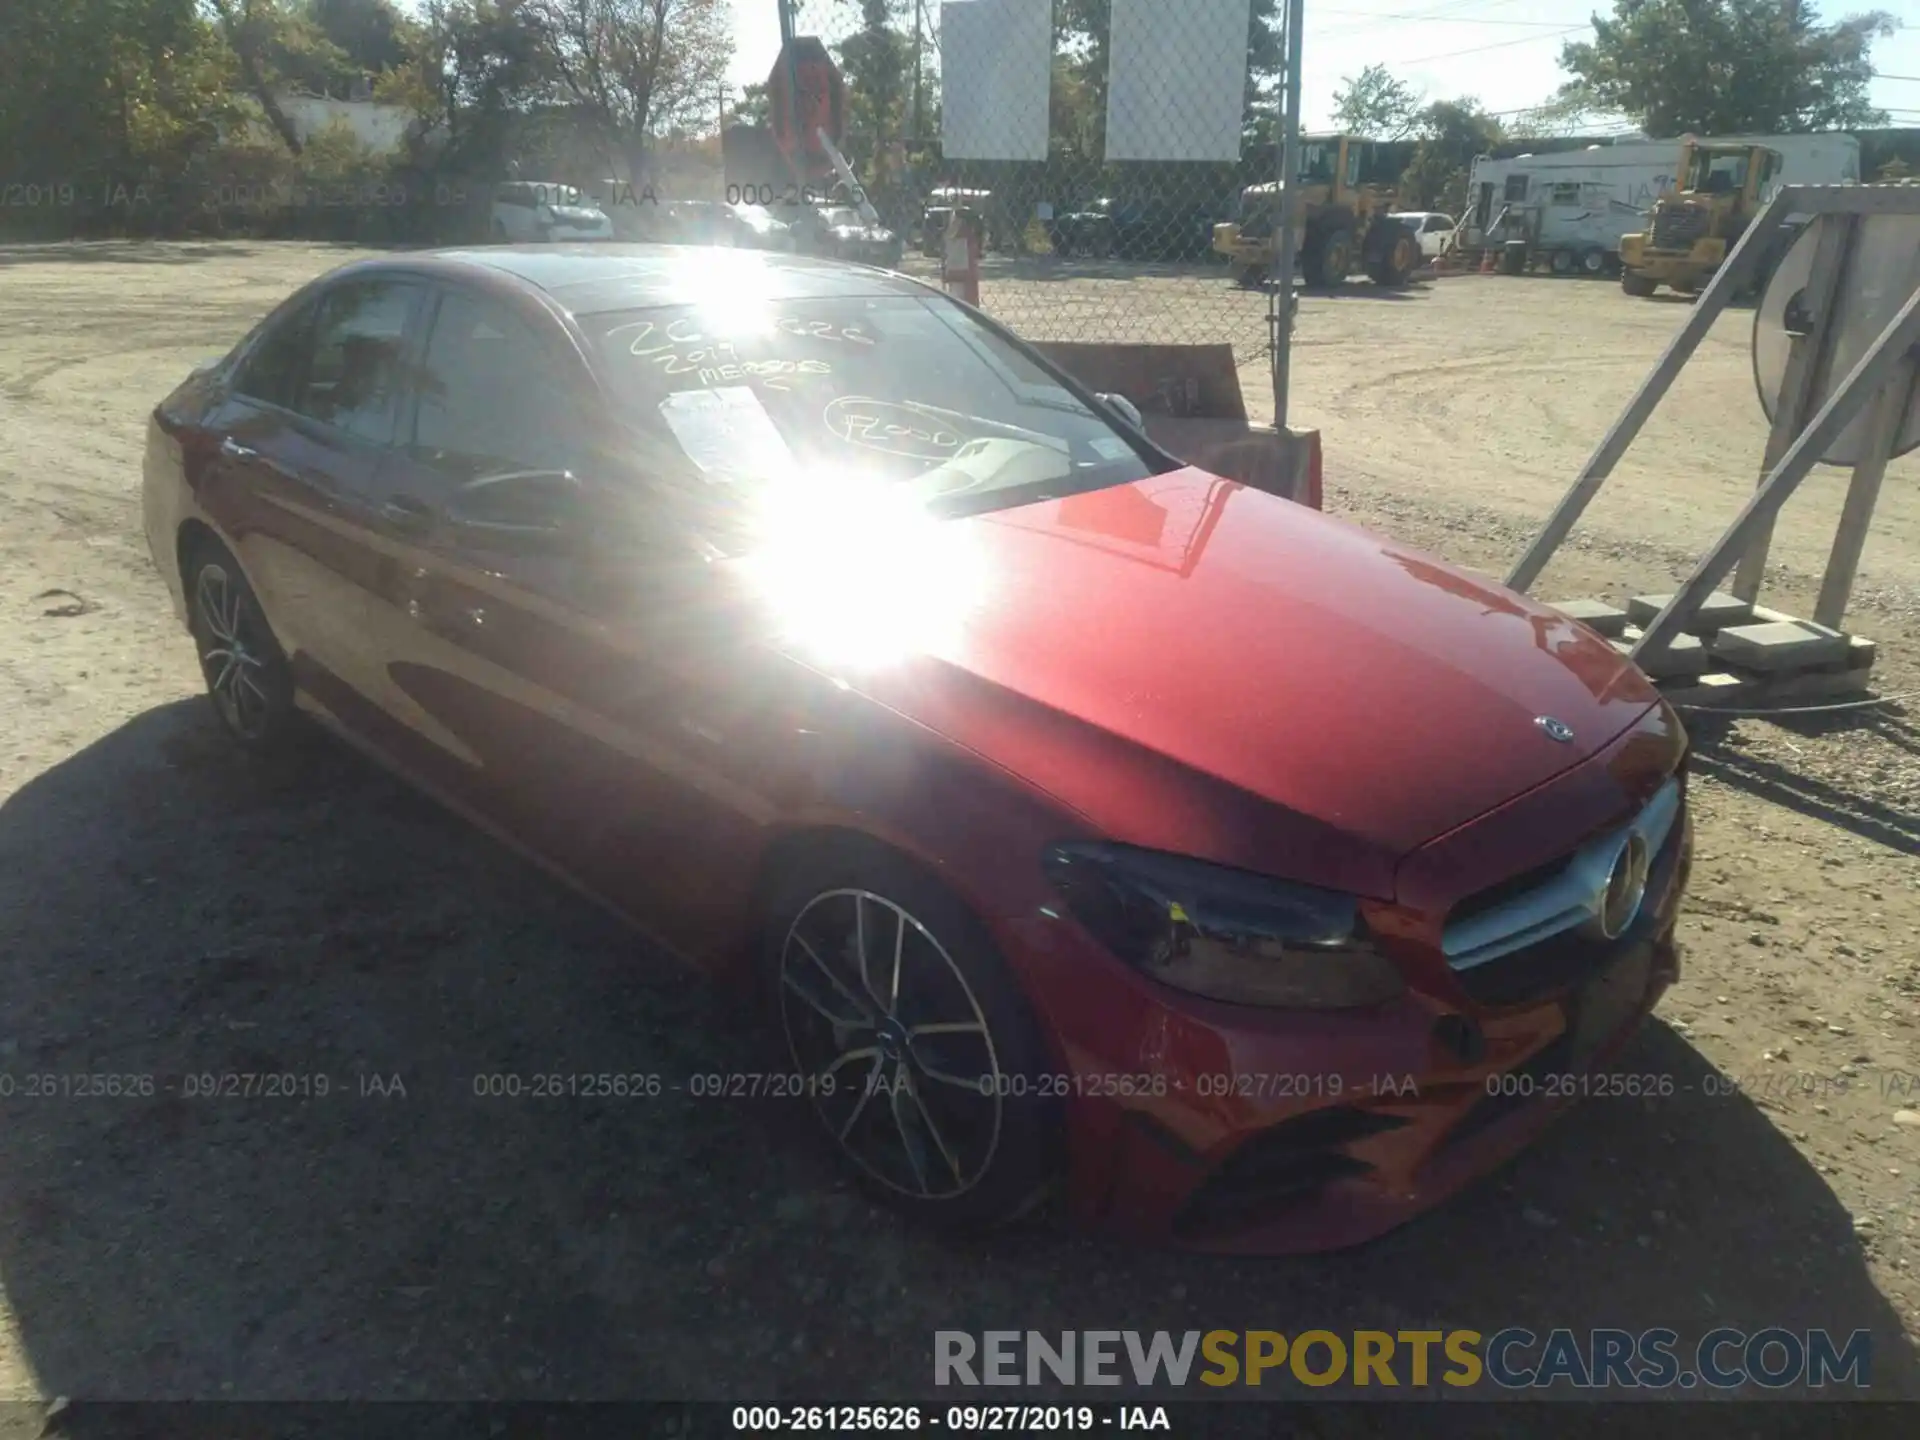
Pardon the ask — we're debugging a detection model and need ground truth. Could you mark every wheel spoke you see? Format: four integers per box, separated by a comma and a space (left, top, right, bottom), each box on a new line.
235, 666, 270, 708
908, 1021, 986, 1038
903, 1073, 964, 1186
221, 583, 245, 643
836, 1052, 885, 1141
791, 933, 876, 1023
782, 968, 870, 1029
854, 896, 883, 1008
198, 572, 234, 643
888, 1068, 932, 1194
888, 908, 906, 1010
911, 1058, 987, 1092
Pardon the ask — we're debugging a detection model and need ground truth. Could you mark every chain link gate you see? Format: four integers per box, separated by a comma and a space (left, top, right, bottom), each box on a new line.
777, 0, 1290, 423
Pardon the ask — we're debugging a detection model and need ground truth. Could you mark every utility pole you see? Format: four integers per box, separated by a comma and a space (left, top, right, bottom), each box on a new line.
1270, 0, 1305, 429
911, 0, 925, 142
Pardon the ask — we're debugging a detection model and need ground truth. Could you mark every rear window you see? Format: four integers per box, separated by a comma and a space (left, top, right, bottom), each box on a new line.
590, 291, 1162, 533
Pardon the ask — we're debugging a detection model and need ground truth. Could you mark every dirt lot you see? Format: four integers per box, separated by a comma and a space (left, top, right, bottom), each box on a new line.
0, 242, 1915, 1422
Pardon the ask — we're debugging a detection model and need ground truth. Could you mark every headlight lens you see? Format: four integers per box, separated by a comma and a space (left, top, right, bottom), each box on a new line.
1043, 843, 1405, 1009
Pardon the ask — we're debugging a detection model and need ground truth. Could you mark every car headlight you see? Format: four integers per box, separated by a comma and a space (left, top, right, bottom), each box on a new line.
1042, 843, 1405, 1009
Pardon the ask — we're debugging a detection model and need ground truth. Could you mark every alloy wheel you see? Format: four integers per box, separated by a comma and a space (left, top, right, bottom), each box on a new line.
194, 562, 278, 741
777, 888, 1005, 1200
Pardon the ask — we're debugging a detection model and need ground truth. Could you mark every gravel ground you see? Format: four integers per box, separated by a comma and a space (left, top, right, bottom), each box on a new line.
0, 243, 1915, 1421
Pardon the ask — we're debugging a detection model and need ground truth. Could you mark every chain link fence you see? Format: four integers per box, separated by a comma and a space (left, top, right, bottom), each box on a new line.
783, 0, 1289, 417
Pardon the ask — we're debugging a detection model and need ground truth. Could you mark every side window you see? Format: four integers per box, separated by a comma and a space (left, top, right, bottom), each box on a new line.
232, 299, 317, 408
1550, 182, 1581, 206
408, 288, 591, 481
1504, 174, 1530, 202
289, 280, 422, 443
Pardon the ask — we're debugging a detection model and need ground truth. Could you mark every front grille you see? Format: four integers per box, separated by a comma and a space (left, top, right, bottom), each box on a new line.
1172, 1107, 1406, 1239
1650, 205, 1710, 251
1442, 778, 1685, 1007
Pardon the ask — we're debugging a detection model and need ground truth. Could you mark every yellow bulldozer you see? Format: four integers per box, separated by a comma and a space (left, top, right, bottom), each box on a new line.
1618, 138, 1784, 298
1212, 134, 1421, 289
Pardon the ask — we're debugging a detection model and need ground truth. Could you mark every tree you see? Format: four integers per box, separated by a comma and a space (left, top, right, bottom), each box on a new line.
1330, 64, 1419, 140
524, 0, 731, 182
207, 0, 366, 150
1399, 98, 1504, 215
305, 0, 411, 75
0, 0, 238, 187
399, 0, 550, 177
835, 0, 912, 174
731, 81, 770, 128
1557, 0, 1895, 136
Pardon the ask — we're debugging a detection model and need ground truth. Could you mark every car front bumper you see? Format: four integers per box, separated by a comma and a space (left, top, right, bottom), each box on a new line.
997, 708, 1693, 1253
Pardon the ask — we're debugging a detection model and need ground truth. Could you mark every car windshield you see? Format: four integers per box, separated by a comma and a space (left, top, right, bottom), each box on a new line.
591, 291, 1163, 548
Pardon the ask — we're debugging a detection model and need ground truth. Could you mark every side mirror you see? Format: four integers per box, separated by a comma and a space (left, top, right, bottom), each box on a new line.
446, 469, 587, 555
1097, 392, 1145, 430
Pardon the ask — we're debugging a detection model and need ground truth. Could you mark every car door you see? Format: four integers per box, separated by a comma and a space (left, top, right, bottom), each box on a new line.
200, 275, 427, 716
372, 283, 681, 888
378, 284, 806, 949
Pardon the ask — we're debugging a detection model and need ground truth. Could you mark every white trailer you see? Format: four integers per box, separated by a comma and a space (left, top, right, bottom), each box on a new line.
1460, 132, 1860, 275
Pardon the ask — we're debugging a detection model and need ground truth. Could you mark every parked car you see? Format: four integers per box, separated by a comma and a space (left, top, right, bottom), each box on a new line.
1391, 210, 1458, 260
1050, 198, 1224, 262
143, 244, 1693, 1251
650, 200, 794, 251
792, 203, 904, 267
490, 182, 615, 243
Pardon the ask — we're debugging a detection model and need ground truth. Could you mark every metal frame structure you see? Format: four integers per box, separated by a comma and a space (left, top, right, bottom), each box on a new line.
1505, 182, 1920, 672
1269, 0, 1305, 429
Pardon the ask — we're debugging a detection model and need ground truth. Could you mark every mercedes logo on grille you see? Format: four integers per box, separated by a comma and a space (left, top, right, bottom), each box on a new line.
1535, 715, 1575, 743
1595, 833, 1652, 940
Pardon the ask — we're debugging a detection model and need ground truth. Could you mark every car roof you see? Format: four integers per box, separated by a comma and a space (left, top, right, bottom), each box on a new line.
340, 244, 928, 317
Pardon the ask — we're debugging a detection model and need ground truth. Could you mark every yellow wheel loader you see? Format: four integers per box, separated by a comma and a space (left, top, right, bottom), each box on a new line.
1618, 139, 1791, 298
1212, 134, 1421, 290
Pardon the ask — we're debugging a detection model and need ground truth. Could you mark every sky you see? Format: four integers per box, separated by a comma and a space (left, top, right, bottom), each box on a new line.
723, 0, 1920, 133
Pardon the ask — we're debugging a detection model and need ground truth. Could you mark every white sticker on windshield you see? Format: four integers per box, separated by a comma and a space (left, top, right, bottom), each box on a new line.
1091, 436, 1133, 460
658, 386, 794, 483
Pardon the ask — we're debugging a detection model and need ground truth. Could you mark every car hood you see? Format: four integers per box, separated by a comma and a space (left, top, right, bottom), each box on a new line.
814, 470, 1659, 886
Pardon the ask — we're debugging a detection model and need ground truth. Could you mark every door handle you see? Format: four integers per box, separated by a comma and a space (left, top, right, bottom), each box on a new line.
380, 495, 435, 535
220, 435, 258, 460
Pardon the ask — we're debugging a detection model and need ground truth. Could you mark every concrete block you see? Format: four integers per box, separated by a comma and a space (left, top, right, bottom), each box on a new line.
1626, 590, 1754, 633
1711, 619, 1849, 673
1549, 597, 1629, 637
1613, 626, 1714, 678
1660, 672, 1756, 708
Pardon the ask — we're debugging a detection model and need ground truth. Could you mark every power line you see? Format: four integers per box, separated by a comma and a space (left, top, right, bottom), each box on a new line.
1312, 0, 1543, 42
1311, 9, 1579, 22
1395, 24, 1589, 65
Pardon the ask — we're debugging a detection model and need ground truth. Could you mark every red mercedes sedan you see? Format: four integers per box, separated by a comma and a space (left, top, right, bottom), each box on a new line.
142, 245, 1692, 1252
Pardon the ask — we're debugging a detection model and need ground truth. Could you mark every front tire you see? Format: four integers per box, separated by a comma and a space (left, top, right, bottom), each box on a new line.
1621, 270, 1658, 297
765, 840, 1061, 1232
187, 542, 295, 750
1364, 225, 1419, 286
1303, 226, 1353, 288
